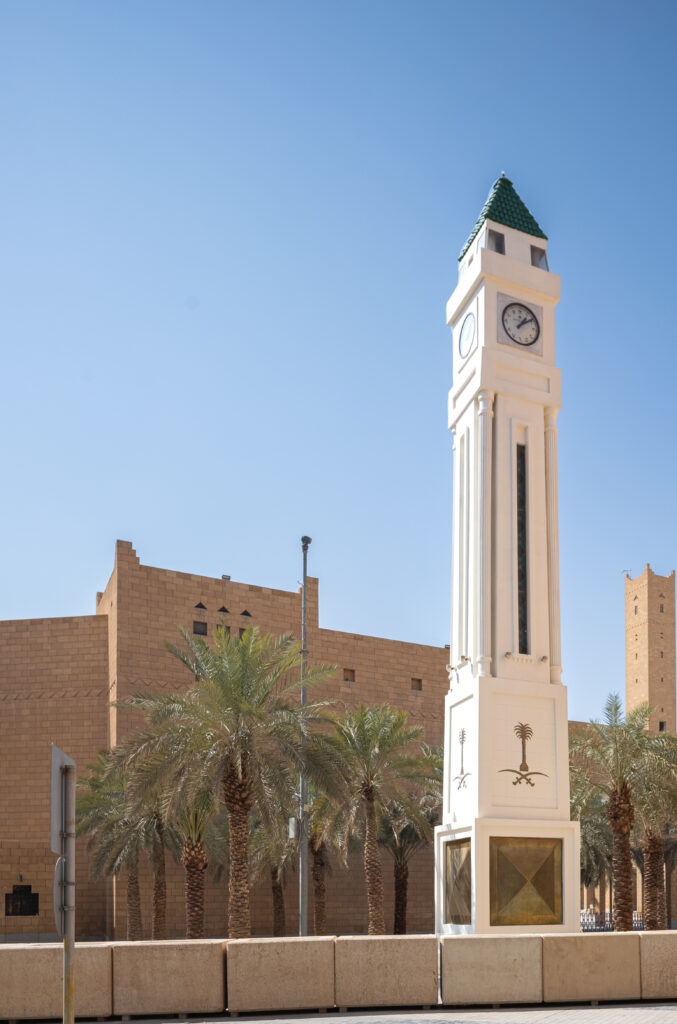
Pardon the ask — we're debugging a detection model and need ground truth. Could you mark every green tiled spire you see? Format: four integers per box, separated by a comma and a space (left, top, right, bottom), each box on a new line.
459, 174, 547, 261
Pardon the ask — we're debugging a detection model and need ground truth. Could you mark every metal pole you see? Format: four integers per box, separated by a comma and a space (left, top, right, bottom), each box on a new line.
298, 535, 311, 936
63, 764, 75, 1024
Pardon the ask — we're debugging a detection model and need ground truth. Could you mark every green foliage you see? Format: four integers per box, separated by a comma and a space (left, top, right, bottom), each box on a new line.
325, 703, 436, 816
115, 626, 342, 814
77, 753, 143, 878
570, 772, 612, 888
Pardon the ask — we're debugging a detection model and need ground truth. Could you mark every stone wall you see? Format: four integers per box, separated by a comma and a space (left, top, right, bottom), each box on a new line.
0, 615, 110, 939
1, 932, 677, 1017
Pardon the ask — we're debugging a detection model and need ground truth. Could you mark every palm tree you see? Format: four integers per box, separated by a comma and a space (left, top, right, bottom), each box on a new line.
570, 694, 677, 931
306, 787, 354, 935
515, 722, 533, 772
148, 815, 168, 939
379, 744, 442, 934
570, 773, 613, 899
324, 704, 439, 935
633, 755, 677, 930
249, 811, 297, 936
174, 789, 222, 939
77, 754, 144, 940
117, 626, 340, 938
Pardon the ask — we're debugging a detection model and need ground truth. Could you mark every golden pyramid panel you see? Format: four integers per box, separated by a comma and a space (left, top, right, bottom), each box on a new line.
489, 837, 562, 926
444, 837, 472, 925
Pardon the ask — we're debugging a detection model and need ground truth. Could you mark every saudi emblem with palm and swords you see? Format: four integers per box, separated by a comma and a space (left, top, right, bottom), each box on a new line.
498, 722, 549, 787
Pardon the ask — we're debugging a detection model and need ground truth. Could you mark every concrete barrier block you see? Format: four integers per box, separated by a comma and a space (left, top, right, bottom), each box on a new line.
112, 938, 227, 1016
335, 935, 438, 1008
227, 936, 335, 1012
441, 934, 542, 1005
640, 931, 677, 999
543, 932, 640, 1003
0, 942, 112, 1019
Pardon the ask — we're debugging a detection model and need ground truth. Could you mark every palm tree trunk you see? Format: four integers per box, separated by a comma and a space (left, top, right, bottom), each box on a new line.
182, 838, 208, 939
271, 866, 286, 937
607, 856, 614, 918
656, 836, 667, 930
223, 858, 230, 937
608, 781, 634, 931
643, 828, 660, 930
599, 862, 606, 918
363, 790, 385, 935
151, 820, 167, 940
126, 857, 143, 940
311, 839, 327, 935
393, 861, 408, 934
665, 857, 673, 930
222, 758, 253, 939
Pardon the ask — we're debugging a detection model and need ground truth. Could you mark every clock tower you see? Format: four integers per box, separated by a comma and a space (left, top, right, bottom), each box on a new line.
435, 175, 580, 934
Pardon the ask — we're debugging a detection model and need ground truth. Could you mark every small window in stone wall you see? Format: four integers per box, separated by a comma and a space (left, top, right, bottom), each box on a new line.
343, 668, 355, 682
411, 677, 423, 691
193, 621, 208, 636
634, 606, 638, 615
660, 604, 664, 613
5, 885, 39, 916
659, 721, 667, 732
487, 229, 505, 254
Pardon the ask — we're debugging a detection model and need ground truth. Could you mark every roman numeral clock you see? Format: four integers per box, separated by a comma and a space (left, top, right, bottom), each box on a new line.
434, 175, 580, 934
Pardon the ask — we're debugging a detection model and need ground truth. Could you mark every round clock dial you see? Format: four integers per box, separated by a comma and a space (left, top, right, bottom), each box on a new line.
502, 302, 540, 346
458, 312, 475, 358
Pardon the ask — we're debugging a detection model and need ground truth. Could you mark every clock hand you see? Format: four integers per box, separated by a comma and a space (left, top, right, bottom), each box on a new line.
516, 317, 534, 329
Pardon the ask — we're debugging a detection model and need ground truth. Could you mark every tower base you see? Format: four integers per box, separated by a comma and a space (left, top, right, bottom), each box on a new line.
435, 817, 580, 935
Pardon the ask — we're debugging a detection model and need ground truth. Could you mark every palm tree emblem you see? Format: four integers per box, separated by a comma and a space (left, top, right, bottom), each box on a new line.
498, 722, 548, 787
453, 728, 471, 789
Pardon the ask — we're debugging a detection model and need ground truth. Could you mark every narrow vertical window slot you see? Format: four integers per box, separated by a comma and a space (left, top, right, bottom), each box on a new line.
457, 432, 466, 662
463, 427, 471, 657
516, 443, 529, 654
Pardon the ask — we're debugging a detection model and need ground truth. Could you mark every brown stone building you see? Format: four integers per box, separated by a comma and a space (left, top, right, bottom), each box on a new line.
3, 547, 675, 940
0, 541, 449, 940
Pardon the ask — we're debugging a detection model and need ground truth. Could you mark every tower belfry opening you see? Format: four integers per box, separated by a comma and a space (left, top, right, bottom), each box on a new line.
435, 175, 580, 935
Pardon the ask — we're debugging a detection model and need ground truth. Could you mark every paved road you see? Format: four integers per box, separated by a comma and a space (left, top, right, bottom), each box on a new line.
114, 1007, 676, 1024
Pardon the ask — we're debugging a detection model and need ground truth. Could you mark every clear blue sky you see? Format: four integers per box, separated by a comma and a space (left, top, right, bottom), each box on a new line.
2, 1, 676, 722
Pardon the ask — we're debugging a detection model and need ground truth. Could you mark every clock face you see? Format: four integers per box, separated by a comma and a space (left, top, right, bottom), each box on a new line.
502, 302, 540, 346
458, 312, 475, 358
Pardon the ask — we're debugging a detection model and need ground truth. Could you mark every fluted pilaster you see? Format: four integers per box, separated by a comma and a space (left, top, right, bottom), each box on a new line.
477, 390, 494, 676
449, 427, 458, 678
545, 406, 562, 683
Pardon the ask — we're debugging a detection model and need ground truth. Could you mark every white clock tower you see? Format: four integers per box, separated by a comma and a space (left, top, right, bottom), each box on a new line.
434, 175, 580, 934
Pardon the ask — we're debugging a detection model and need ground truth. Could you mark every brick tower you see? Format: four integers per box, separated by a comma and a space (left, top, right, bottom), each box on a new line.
625, 564, 676, 735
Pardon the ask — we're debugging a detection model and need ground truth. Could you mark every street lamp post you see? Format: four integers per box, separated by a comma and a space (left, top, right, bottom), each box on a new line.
298, 535, 311, 936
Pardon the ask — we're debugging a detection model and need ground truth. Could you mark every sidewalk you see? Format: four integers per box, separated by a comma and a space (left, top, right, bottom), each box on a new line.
103, 1006, 677, 1024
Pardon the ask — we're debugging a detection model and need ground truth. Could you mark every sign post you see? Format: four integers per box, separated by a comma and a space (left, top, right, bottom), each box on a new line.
51, 745, 75, 1024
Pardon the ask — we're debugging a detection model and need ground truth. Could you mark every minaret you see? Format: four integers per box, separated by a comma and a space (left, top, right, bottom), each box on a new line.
625, 565, 676, 735
435, 175, 580, 934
